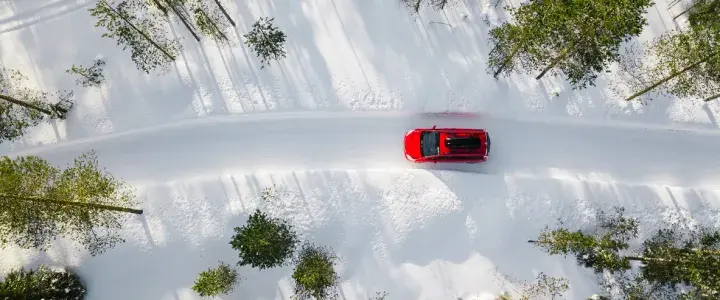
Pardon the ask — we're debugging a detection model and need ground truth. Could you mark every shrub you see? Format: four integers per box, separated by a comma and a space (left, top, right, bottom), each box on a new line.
230, 209, 298, 269
243, 17, 287, 69
192, 262, 239, 297
292, 242, 340, 300
0, 265, 86, 300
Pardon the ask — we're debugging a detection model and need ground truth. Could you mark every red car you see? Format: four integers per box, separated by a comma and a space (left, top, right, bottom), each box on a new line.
404, 126, 490, 163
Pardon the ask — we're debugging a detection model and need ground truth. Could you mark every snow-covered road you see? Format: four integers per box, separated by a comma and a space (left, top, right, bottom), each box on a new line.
7, 112, 720, 189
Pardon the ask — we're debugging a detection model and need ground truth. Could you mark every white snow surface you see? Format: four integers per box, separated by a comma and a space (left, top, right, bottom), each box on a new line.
1, 0, 720, 299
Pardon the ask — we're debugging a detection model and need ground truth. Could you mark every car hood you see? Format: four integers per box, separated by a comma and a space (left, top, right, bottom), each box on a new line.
404, 130, 422, 160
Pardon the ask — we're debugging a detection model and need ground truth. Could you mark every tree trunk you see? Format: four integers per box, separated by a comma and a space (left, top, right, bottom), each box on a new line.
673, 1, 700, 20
414, 0, 421, 12
625, 52, 717, 101
165, 0, 201, 42
703, 93, 720, 102
0, 94, 54, 115
212, 0, 235, 27
2, 194, 143, 214
103, 0, 177, 60
201, 9, 228, 41
151, 0, 169, 15
536, 45, 572, 80
493, 44, 521, 78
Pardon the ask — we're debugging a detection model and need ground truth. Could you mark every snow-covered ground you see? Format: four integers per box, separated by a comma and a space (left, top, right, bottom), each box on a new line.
1, 0, 720, 299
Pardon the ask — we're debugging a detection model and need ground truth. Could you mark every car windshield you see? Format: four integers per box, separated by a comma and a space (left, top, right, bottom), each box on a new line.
420, 131, 440, 157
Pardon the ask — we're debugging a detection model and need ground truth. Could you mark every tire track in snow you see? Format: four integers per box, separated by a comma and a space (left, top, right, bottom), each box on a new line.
3, 111, 720, 188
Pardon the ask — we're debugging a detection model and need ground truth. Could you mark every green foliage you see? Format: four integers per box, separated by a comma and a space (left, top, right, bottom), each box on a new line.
66, 59, 107, 88
400, 0, 450, 13
0, 68, 74, 142
292, 242, 340, 300
229, 208, 298, 269
191, 0, 230, 42
487, 0, 652, 89
90, 0, 180, 74
532, 206, 720, 298
638, 227, 720, 298
496, 273, 569, 300
530, 207, 638, 274
244, 17, 287, 69
0, 265, 86, 300
619, 28, 720, 102
192, 261, 239, 297
687, 0, 720, 34
0, 151, 139, 255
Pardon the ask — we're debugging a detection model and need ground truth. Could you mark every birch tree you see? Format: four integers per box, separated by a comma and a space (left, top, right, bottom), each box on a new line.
529, 206, 720, 298
0, 68, 73, 143
147, 0, 202, 42
487, 0, 652, 89
90, 0, 181, 74
244, 17, 287, 69
66, 59, 107, 88
0, 151, 142, 256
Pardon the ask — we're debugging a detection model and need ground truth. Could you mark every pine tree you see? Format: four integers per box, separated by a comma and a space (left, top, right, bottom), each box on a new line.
0, 265, 86, 300
229, 208, 298, 269
0, 68, 73, 143
192, 261, 240, 297
66, 59, 107, 88
530, 207, 720, 298
244, 17, 287, 70
292, 242, 340, 300
623, 29, 719, 102
487, 0, 652, 89
0, 151, 142, 256
401, 0, 450, 13
190, 0, 230, 43
148, 0, 202, 42
90, 0, 181, 74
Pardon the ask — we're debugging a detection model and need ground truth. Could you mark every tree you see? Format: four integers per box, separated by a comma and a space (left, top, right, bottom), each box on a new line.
244, 17, 287, 69
66, 59, 107, 88
686, 0, 720, 31
529, 206, 720, 298
208, 0, 235, 26
229, 208, 298, 269
190, 0, 231, 42
90, 0, 181, 74
0, 68, 73, 143
0, 265, 86, 300
623, 29, 720, 102
494, 272, 569, 300
192, 261, 240, 297
292, 242, 340, 300
487, 0, 652, 89
0, 151, 142, 256
146, 0, 202, 42
400, 0, 449, 13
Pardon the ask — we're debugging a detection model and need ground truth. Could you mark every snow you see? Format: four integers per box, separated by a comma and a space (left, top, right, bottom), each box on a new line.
1, 0, 720, 299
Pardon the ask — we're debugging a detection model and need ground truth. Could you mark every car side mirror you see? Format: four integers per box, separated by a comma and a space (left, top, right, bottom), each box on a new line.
432, 125, 436, 129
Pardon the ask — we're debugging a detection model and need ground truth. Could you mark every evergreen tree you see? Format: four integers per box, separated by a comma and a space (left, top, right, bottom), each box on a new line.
192, 261, 239, 297
229, 208, 298, 269
244, 17, 287, 69
90, 0, 180, 74
147, 0, 202, 42
623, 29, 719, 102
0, 68, 73, 143
401, 0, 449, 13
0, 265, 86, 300
208, 0, 235, 26
487, 0, 652, 89
0, 151, 142, 256
292, 242, 340, 300
66, 59, 107, 88
530, 206, 720, 298
190, 0, 230, 42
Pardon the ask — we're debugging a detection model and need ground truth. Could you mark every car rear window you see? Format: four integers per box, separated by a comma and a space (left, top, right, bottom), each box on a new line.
420, 131, 440, 157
